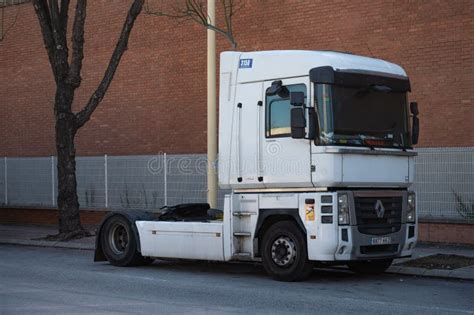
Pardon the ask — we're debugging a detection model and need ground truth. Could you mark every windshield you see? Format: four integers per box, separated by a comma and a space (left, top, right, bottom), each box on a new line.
315, 84, 410, 148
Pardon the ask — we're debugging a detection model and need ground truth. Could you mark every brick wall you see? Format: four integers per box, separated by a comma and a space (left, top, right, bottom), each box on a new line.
0, 0, 473, 157
419, 222, 474, 245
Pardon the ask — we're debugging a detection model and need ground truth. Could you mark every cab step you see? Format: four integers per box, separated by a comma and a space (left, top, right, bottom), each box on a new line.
233, 232, 251, 237
232, 212, 256, 217
233, 252, 251, 257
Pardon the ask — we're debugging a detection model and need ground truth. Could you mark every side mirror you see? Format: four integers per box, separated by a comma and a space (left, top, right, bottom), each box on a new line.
410, 101, 419, 145
410, 102, 419, 115
266, 80, 289, 98
266, 80, 283, 96
290, 92, 305, 106
290, 107, 306, 139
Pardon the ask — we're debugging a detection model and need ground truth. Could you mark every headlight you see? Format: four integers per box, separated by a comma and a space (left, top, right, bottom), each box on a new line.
407, 192, 416, 223
338, 194, 350, 225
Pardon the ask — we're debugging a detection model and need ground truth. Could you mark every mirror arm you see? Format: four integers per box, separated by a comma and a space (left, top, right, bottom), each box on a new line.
309, 107, 321, 144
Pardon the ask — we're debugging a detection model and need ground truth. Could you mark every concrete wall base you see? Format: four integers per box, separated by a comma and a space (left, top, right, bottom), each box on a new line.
1, 208, 473, 245
418, 221, 474, 245
0, 208, 108, 227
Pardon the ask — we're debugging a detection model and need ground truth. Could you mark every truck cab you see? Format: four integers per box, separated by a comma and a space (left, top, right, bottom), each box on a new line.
95, 50, 419, 282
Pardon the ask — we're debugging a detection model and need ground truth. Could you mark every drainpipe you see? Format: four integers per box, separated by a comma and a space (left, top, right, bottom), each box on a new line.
207, 0, 217, 208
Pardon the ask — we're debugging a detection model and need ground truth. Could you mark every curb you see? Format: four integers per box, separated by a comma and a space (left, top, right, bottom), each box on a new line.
388, 265, 474, 281
0, 238, 94, 250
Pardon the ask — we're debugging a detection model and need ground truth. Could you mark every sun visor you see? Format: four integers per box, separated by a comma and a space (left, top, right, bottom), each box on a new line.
309, 66, 411, 92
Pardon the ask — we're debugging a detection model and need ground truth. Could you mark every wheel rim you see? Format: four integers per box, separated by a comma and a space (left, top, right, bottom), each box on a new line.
109, 223, 129, 255
271, 236, 297, 267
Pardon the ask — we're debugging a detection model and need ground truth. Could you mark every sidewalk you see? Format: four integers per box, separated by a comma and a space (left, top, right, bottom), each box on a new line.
389, 243, 474, 280
0, 224, 95, 250
0, 224, 473, 281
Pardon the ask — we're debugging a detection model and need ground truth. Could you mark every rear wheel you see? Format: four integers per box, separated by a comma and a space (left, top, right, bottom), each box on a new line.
261, 220, 313, 282
101, 215, 153, 266
348, 259, 393, 275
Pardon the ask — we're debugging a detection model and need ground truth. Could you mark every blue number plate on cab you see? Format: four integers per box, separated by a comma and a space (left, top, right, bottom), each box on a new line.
371, 236, 392, 245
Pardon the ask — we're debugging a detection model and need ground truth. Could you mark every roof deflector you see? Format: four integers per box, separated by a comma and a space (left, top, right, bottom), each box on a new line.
309, 66, 411, 92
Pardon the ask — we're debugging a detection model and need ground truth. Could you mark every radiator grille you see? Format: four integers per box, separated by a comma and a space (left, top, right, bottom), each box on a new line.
355, 196, 402, 235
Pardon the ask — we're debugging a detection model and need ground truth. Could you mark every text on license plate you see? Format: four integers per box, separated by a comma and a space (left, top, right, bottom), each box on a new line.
371, 237, 392, 245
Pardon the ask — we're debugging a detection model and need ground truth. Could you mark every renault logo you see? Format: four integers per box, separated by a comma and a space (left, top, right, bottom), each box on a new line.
374, 200, 385, 218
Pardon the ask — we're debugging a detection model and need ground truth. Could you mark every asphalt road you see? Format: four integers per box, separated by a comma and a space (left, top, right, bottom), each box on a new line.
1, 245, 473, 314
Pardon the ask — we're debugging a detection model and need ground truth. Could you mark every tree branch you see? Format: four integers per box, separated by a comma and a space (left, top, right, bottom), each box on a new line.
33, 0, 60, 79
50, 0, 69, 78
59, 0, 70, 37
207, 24, 236, 49
75, 0, 144, 128
145, 0, 238, 49
67, 0, 86, 88
33, 0, 70, 82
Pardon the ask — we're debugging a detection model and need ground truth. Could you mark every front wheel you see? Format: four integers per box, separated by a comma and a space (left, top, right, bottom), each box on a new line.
101, 215, 153, 267
348, 259, 393, 275
261, 220, 313, 282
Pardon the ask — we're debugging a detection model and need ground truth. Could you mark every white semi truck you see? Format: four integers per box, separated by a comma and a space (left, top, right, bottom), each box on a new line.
94, 50, 420, 281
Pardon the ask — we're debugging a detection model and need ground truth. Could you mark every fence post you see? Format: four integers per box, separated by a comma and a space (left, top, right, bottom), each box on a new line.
51, 156, 55, 207
164, 153, 167, 206
4, 157, 7, 205
104, 154, 108, 209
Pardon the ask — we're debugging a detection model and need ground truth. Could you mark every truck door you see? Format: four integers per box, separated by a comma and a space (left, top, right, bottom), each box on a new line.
230, 82, 265, 188
260, 78, 313, 187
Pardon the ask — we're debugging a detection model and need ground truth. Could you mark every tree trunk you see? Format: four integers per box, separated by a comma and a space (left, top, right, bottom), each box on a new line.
55, 85, 83, 234
33, 0, 144, 237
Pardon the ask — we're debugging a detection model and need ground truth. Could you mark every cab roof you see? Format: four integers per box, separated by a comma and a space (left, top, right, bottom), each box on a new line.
225, 50, 408, 84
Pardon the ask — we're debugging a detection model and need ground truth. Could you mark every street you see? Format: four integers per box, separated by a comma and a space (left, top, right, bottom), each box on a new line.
1, 245, 473, 314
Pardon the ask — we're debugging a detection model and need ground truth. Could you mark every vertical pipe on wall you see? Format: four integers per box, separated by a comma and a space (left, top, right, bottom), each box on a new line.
104, 154, 108, 209
207, 0, 218, 208
51, 156, 55, 206
164, 153, 167, 206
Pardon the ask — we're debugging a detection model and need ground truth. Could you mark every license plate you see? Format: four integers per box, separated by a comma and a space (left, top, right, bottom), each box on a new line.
371, 236, 392, 245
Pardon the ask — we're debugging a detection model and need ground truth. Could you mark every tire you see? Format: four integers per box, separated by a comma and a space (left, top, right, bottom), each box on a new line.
348, 259, 393, 275
261, 220, 313, 282
101, 215, 153, 267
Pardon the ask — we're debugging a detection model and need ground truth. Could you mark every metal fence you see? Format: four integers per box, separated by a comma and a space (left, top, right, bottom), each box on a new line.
0, 154, 229, 210
0, 148, 473, 223
413, 147, 473, 223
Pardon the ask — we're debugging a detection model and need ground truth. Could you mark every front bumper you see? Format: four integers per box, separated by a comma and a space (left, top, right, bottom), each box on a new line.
334, 190, 417, 261
334, 223, 417, 261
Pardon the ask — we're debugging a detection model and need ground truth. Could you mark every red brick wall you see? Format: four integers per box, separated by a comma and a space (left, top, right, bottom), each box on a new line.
419, 222, 474, 245
0, 0, 473, 157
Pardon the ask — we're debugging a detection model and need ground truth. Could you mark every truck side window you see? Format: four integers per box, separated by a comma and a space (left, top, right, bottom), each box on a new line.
266, 84, 307, 137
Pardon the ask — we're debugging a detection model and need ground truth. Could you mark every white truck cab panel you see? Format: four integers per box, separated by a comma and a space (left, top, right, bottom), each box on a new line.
311, 147, 416, 188
218, 50, 412, 190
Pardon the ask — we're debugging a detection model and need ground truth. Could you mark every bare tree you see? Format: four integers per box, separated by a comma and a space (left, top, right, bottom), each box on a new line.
145, 0, 239, 49
33, 0, 144, 239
